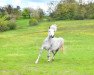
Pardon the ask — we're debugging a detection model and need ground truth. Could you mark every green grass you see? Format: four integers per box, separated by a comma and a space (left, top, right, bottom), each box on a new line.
0, 19, 94, 75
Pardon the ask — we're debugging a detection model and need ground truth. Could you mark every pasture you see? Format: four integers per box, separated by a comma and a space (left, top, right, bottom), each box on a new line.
0, 19, 94, 75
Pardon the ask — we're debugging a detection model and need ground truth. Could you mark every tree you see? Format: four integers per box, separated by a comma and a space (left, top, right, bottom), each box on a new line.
62, 0, 77, 3
48, 1, 57, 14
31, 8, 44, 21
48, 0, 94, 20
5, 5, 13, 15
85, 3, 94, 19
74, 5, 86, 20
13, 6, 21, 19
37, 8, 44, 20
0, 7, 6, 17
50, 0, 78, 20
22, 8, 31, 19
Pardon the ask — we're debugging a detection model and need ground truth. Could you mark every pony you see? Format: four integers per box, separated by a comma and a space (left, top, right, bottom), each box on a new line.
35, 24, 64, 64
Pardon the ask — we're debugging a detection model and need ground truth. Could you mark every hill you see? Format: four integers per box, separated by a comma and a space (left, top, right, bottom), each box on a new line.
0, 20, 94, 75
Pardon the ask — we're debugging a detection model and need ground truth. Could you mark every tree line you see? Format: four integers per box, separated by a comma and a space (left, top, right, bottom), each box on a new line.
0, 5, 44, 20
49, 0, 94, 20
0, 0, 94, 21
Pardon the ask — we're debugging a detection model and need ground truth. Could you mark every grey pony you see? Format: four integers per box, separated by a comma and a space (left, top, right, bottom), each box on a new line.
35, 24, 64, 64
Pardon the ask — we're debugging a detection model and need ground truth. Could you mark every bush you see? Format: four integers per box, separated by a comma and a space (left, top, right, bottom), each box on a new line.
7, 21, 16, 30
0, 18, 17, 32
0, 21, 9, 31
29, 18, 38, 26
74, 15, 84, 20
2, 15, 11, 20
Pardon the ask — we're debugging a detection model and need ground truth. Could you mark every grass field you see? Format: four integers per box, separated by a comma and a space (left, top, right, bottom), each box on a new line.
0, 19, 94, 75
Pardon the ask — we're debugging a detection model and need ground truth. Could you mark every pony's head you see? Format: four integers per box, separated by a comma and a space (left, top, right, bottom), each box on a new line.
49, 24, 57, 32
48, 29, 55, 38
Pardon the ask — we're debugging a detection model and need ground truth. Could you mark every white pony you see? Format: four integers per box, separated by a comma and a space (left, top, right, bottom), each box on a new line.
35, 24, 64, 64
49, 24, 57, 31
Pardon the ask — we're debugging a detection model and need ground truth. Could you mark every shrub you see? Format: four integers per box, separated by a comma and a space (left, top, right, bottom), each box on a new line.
0, 19, 9, 31
7, 21, 16, 30
29, 18, 38, 26
2, 15, 11, 20
0, 18, 17, 32
74, 15, 84, 20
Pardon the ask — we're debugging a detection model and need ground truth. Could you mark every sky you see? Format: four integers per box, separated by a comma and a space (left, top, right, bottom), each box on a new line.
0, 0, 94, 12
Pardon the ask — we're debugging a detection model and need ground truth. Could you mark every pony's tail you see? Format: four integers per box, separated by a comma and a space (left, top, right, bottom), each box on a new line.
61, 43, 64, 53
60, 38, 65, 54
61, 42, 64, 54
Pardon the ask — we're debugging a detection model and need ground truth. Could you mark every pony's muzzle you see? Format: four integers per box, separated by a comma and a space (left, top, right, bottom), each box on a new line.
51, 35, 54, 38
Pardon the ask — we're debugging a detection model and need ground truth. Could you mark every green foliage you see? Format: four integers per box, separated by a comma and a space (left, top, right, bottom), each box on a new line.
55, 3, 77, 20
37, 8, 44, 20
31, 8, 44, 21
63, 0, 76, 3
0, 7, 6, 17
12, 7, 21, 19
7, 21, 16, 30
0, 5, 21, 20
29, 8, 44, 26
0, 18, 16, 32
22, 8, 31, 19
2, 15, 11, 20
74, 5, 87, 20
0, 19, 9, 31
29, 18, 38, 26
49, 0, 94, 20
85, 3, 94, 19
50, 0, 78, 20
5, 5, 13, 14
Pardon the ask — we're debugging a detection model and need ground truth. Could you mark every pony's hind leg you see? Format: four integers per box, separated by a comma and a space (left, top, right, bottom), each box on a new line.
54, 49, 58, 55
52, 50, 58, 61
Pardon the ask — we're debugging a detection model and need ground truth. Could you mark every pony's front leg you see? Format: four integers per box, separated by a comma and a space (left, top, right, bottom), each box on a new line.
35, 47, 43, 64
47, 50, 51, 62
52, 51, 55, 61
